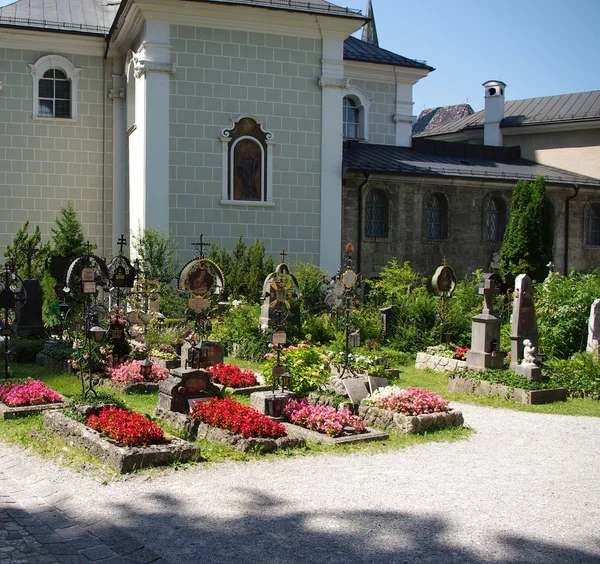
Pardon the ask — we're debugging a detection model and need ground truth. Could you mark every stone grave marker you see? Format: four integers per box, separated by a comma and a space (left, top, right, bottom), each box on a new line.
510, 274, 539, 369
586, 298, 600, 353
367, 376, 388, 395
344, 379, 370, 405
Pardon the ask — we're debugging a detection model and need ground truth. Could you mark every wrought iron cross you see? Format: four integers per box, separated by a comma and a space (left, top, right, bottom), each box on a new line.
280, 249, 287, 263
192, 234, 210, 258
117, 235, 127, 254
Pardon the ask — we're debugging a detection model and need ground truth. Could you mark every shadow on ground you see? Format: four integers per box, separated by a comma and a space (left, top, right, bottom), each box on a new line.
98, 487, 600, 564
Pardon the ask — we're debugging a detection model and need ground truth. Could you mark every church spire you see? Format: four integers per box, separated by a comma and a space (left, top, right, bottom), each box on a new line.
361, 0, 379, 47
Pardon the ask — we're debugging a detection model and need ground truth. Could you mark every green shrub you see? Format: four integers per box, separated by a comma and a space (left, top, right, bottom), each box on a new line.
301, 313, 335, 345
536, 270, 600, 358
9, 338, 46, 363
294, 261, 329, 315
545, 354, 600, 399
158, 287, 188, 319
41, 340, 74, 362
350, 304, 383, 343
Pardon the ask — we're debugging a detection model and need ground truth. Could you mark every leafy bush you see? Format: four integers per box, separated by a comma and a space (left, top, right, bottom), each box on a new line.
350, 304, 382, 342
294, 261, 329, 315
545, 354, 600, 399
301, 313, 335, 345
87, 407, 165, 447
282, 398, 366, 437
190, 397, 286, 439
455, 368, 555, 391
132, 226, 178, 286
9, 338, 46, 363
536, 270, 600, 359
262, 344, 331, 395
158, 287, 188, 319
41, 340, 74, 362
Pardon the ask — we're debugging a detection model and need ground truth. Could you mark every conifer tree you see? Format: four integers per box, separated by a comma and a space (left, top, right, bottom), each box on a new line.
500, 176, 554, 281
50, 202, 91, 260
4, 221, 50, 279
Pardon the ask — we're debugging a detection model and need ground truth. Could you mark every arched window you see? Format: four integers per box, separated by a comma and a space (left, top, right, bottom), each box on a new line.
587, 204, 600, 246
365, 189, 388, 238
426, 193, 448, 240
484, 196, 507, 242
29, 55, 80, 119
343, 97, 360, 139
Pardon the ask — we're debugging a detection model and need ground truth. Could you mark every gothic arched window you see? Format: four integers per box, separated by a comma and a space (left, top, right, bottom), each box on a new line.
484, 196, 507, 242
587, 204, 600, 246
426, 193, 448, 240
365, 189, 388, 238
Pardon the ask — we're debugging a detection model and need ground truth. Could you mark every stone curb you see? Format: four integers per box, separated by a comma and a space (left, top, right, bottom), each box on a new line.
42, 411, 200, 473
281, 422, 388, 445
358, 405, 464, 434
0, 401, 65, 420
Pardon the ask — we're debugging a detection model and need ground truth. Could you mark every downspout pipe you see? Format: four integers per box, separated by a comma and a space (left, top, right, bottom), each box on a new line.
357, 171, 371, 275
563, 184, 580, 275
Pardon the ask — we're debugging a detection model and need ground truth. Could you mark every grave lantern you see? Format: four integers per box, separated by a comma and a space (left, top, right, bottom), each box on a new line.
350, 331, 361, 348
139, 358, 154, 378
280, 371, 293, 392
188, 341, 210, 369
110, 326, 124, 340
6, 349, 15, 362
88, 325, 107, 343
112, 265, 127, 288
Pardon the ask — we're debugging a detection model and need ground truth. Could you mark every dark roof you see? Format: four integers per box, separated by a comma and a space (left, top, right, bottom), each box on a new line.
413, 104, 474, 134
343, 140, 600, 187
344, 36, 434, 71
182, 0, 364, 18
0, 0, 119, 34
415, 91, 600, 138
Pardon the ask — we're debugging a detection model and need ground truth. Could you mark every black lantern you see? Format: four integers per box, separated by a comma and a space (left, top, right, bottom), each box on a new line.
6, 349, 15, 362
139, 358, 154, 378
280, 371, 293, 392
88, 325, 107, 343
187, 341, 210, 369
110, 326, 124, 340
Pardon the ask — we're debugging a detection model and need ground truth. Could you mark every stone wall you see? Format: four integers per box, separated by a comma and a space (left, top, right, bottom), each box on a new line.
168, 26, 322, 265
0, 48, 112, 257
347, 78, 396, 145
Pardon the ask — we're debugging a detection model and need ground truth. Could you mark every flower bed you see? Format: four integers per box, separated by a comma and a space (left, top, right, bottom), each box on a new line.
209, 363, 258, 388
87, 407, 165, 447
108, 360, 170, 393
358, 387, 463, 434
282, 398, 365, 437
0, 379, 64, 419
43, 410, 199, 473
191, 397, 304, 453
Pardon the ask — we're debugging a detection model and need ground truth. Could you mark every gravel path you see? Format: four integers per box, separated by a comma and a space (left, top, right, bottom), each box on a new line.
1, 402, 600, 563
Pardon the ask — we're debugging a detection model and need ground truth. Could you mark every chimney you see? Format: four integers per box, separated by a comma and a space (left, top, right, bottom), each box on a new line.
483, 80, 506, 147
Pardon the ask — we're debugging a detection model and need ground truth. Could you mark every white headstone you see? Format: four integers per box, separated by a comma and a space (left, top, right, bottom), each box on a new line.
587, 298, 600, 353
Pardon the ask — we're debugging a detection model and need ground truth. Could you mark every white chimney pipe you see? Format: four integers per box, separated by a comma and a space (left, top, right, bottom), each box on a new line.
483, 80, 506, 147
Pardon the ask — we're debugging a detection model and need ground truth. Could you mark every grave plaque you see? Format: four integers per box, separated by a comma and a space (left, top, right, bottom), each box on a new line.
81, 267, 97, 294
343, 379, 369, 405
273, 330, 286, 345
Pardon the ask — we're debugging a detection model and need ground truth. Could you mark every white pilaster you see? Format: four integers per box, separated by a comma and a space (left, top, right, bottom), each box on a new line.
394, 73, 414, 147
110, 59, 126, 252
319, 36, 346, 275
128, 20, 174, 240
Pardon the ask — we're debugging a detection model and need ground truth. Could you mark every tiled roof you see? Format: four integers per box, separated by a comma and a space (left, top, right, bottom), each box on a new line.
413, 104, 474, 134
415, 91, 600, 137
343, 141, 600, 187
0, 0, 119, 34
343, 36, 434, 71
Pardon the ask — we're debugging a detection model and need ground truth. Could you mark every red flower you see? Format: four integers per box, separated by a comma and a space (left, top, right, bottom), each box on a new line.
87, 407, 165, 447
208, 364, 258, 388
190, 397, 286, 439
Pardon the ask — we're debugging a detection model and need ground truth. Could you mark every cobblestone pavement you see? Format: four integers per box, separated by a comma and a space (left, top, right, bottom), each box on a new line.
0, 454, 168, 564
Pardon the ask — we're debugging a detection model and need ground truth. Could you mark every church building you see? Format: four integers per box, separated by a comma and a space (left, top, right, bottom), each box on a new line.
0, 0, 598, 278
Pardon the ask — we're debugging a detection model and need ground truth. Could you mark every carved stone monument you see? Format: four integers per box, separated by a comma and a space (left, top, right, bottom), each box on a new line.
466, 273, 504, 369
516, 338, 542, 382
510, 274, 539, 369
586, 298, 600, 354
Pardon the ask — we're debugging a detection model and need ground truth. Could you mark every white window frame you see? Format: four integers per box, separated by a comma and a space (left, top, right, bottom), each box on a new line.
343, 85, 370, 141
29, 55, 81, 120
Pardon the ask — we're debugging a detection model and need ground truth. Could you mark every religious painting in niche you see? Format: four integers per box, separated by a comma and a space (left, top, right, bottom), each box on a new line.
223, 116, 271, 202
234, 139, 262, 201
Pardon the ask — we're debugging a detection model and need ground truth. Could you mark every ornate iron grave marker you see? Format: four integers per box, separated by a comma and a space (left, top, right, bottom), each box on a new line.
431, 257, 457, 343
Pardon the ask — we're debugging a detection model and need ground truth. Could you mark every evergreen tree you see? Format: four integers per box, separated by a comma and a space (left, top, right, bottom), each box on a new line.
50, 202, 90, 260
247, 240, 268, 302
500, 176, 554, 282
227, 236, 248, 297
132, 226, 178, 286
4, 221, 50, 279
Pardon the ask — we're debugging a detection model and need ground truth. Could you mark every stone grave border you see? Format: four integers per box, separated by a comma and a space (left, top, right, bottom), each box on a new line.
0, 400, 65, 420
194, 421, 305, 453
281, 422, 388, 445
358, 405, 464, 434
42, 410, 200, 473
107, 381, 162, 394
416, 352, 467, 373
149, 356, 180, 370
213, 383, 272, 396
448, 374, 568, 405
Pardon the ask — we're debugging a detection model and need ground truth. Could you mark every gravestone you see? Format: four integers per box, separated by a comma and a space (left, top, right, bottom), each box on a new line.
586, 299, 600, 353
156, 368, 220, 414
367, 376, 388, 395
466, 273, 504, 369
344, 379, 369, 405
14, 279, 44, 337
510, 274, 539, 369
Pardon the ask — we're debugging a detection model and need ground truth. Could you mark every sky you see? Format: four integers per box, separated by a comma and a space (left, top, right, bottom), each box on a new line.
344, 0, 600, 114
0, 0, 597, 115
